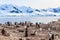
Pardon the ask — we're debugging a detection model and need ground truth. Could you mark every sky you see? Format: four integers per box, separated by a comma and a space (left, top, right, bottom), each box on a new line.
0, 0, 60, 8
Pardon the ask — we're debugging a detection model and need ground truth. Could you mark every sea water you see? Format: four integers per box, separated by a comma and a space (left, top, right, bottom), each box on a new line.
0, 16, 60, 24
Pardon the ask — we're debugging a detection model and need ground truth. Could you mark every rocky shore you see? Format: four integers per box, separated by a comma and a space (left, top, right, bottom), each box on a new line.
0, 20, 60, 40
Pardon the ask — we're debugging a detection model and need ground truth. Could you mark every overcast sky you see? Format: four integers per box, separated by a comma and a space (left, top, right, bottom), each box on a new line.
0, 0, 60, 8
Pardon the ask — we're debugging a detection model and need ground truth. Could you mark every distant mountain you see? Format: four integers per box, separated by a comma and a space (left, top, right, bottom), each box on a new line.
0, 4, 34, 13
48, 7, 60, 13
0, 4, 60, 16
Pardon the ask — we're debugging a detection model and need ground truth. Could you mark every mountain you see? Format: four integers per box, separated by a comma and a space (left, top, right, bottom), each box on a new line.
0, 4, 34, 13
47, 7, 60, 13
0, 4, 60, 16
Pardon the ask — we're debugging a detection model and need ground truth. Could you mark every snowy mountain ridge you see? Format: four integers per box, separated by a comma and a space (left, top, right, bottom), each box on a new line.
0, 4, 60, 16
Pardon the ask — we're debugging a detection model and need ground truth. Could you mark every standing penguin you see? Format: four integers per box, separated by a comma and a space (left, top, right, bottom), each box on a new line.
25, 26, 28, 37
1, 28, 6, 35
1, 28, 10, 36
51, 34, 54, 40
49, 32, 54, 40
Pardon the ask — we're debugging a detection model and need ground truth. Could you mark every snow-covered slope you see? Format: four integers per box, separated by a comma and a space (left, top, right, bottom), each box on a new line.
0, 4, 60, 16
